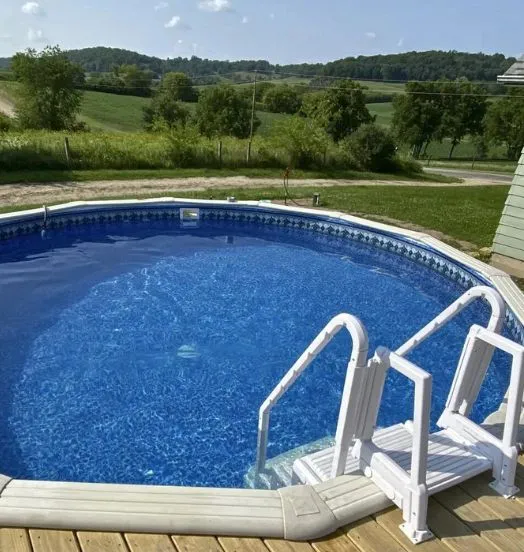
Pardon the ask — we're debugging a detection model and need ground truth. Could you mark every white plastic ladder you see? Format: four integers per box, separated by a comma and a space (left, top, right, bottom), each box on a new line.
255, 286, 524, 544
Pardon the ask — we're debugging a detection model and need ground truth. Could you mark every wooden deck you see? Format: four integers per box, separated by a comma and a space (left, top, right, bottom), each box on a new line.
3, 458, 524, 552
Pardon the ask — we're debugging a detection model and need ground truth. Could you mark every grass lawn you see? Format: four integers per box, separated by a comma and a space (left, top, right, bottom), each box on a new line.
0, 184, 506, 248
426, 159, 518, 173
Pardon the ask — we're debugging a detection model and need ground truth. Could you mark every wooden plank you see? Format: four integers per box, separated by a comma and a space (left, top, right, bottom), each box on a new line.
172, 536, 223, 552
460, 473, 524, 535
30, 529, 80, 552
345, 516, 407, 552
218, 537, 269, 552
434, 486, 522, 552
310, 530, 361, 552
373, 507, 450, 551
264, 539, 315, 552
426, 497, 500, 552
0, 528, 32, 552
77, 532, 128, 551
126, 533, 176, 552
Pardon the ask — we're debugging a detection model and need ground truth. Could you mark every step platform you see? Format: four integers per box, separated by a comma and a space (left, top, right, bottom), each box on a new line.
293, 423, 492, 495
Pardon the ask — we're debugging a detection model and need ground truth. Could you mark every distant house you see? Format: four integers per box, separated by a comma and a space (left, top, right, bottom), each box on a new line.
492, 149, 524, 275
498, 55, 524, 85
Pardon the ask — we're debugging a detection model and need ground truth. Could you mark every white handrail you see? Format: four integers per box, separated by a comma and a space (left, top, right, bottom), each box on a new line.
396, 286, 505, 357
255, 314, 369, 477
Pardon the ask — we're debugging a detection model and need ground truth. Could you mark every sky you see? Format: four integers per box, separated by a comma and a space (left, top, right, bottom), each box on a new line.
0, 0, 522, 63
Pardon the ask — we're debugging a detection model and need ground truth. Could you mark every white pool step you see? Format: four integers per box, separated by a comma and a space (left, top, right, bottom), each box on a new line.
293, 423, 492, 495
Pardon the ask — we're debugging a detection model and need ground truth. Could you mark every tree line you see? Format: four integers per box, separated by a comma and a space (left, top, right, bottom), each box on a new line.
0, 47, 516, 82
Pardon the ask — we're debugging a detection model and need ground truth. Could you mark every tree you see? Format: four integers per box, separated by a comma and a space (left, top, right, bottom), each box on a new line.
116, 64, 153, 96
302, 80, 373, 142
156, 72, 198, 103
195, 85, 260, 138
485, 89, 524, 161
268, 115, 330, 169
392, 82, 442, 158
436, 79, 487, 159
11, 46, 84, 130
263, 85, 302, 114
344, 123, 397, 171
143, 72, 195, 130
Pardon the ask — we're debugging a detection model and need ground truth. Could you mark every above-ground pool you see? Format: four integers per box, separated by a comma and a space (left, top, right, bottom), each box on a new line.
0, 202, 520, 489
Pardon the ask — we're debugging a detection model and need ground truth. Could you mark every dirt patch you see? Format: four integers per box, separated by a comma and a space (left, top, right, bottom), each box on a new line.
0, 175, 506, 209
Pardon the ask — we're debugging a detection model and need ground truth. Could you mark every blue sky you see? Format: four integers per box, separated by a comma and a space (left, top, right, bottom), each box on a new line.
0, 0, 522, 62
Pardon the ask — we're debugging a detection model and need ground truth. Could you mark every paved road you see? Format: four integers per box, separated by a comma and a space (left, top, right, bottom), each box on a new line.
424, 167, 513, 183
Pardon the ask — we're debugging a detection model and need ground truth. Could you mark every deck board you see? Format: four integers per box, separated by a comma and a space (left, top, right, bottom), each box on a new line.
77, 531, 129, 551
172, 536, 224, 552
345, 516, 407, 552
426, 498, 497, 552
30, 529, 80, 552
0, 528, 32, 552
125, 533, 176, 552
310, 530, 361, 552
433, 486, 522, 552
218, 537, 269, 552
265, 539, 314, 552
373, 507, 450, 551
460, 474, 524, 534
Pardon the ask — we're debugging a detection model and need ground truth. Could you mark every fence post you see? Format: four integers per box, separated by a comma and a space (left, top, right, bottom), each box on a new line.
64, 137, 71, 166
246, 141, 252, 164
218, 140, 222, 167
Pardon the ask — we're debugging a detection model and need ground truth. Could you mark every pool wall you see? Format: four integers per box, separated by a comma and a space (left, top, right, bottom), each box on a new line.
0, 198, 523, 537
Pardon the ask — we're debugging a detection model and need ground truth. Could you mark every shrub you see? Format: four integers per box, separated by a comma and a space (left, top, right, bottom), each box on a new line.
263, 85, 302, 114
344, 123, 397, 172
0, 113, 11, 132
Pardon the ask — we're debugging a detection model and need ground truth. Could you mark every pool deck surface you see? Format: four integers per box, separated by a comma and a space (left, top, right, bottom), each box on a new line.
2, 457, 524, 552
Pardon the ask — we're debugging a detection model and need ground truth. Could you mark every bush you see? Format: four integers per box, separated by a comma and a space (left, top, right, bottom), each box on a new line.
166, 126, 204, 168
263, 85, 302, 114
344, 123, 397, 172
0, 113, 11, 132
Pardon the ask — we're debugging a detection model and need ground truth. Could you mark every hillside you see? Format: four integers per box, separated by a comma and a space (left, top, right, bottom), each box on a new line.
0, 48, 516, 82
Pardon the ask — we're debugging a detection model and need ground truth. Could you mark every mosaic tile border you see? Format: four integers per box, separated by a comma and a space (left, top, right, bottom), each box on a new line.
1, 202, 523, 343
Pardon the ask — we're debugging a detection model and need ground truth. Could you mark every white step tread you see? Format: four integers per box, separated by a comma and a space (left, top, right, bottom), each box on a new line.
293, 423, 492, 494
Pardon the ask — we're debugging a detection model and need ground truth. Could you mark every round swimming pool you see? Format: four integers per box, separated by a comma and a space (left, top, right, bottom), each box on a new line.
0, 202, 518, 488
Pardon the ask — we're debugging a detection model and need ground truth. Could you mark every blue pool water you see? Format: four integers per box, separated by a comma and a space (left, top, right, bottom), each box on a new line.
0, 216, 512, 488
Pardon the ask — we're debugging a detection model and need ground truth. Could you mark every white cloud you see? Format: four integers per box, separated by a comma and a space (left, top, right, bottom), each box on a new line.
27, 28, 45, 42
397, 37, 404, 47
269, 13, 275, 19
242, 16, 248, 24
165, 15, 190, 29
365, 31, 376, 39
22, 2, 43, 15
0, 34, 12, 40
198, 0, 232, 13
154, 1, 168, 10
177, 39, 183, 44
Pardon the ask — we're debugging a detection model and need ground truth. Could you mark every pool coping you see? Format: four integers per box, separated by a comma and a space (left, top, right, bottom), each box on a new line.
0, 197, 522, 538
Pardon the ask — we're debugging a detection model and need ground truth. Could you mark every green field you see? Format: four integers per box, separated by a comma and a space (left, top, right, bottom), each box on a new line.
368, 102, 394, 127
79, 91, 151, 132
